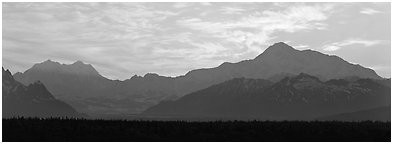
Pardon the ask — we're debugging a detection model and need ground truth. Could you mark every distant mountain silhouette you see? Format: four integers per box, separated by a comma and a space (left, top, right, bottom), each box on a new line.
13, 60, 111, 93
173, 42, 381, 96
2, 67, 80, 118
13, 61, 177, 114
13, 42, 384, 115
143, 73, 390, 120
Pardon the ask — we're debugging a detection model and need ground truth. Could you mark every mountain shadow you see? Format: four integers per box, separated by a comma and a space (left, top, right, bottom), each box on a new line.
2, 67, 81, 118
143, 73, 390, 121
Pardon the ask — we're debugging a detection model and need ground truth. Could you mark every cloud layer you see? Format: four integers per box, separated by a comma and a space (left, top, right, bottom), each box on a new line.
3, 2, 391, 79
323, 39, 385, 51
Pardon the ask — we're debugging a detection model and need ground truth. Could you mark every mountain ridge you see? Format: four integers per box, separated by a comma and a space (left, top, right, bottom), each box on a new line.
11, 42, 386, 115
2, 67, 81, 118
143, 73, 390, 120
13, 42, 385, 81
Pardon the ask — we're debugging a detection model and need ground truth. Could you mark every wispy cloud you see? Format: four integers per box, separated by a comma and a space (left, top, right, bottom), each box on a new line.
3, 3, 336, 79
178, 3, 334, 53
293, 45, 310, 50
3, 2, 183, 79
3, 2, 391, 79
323, 39, 384, 51
200, 2, 212, 6
220, 7, 246, 14
173, 2, 190, 8
360, 8, 382, 15
323, 45, 341, 51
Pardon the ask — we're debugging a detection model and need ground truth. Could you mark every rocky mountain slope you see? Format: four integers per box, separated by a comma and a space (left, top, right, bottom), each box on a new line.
13, 42, 384, 115
3, 67, 80, 118
143, 73, 390, 120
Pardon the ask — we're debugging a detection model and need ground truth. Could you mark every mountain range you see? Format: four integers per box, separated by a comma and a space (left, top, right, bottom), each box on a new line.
13, 61, 177, 114
2, 67, 80, 118
11, 42, 387, 116
143, 73, 390, 120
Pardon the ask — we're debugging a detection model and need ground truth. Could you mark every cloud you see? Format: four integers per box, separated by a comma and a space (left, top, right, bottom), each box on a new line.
323, 45, 341, 51
368, 65, 391, 71
360, 8, 382, 15
339, 39, 383, 47
220, 7, 246, 14
5, 3, 336, 79
2, 3, 184, 79
200, 2, 212, 6
293, 45, 310, 49
3, 3, 390, 79
173, 2, 190, 8
177, 3, 334, 53
323, 39, 384, 51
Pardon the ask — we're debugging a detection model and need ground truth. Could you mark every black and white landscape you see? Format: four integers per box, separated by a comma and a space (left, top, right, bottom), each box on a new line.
7, 42, 391, 121
2, 2, 391, 142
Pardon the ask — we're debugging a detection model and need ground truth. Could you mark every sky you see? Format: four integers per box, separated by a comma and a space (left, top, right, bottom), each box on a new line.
2, 2, 391, 80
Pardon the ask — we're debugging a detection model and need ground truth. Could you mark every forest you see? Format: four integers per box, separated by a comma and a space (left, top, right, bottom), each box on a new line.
2, 117, 390, 142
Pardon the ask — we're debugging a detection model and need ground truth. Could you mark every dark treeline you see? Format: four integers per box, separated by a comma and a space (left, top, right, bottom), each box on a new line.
3, 117, 391, 142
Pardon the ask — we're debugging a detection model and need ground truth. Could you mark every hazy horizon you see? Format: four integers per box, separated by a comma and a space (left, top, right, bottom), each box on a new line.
3, 2, 391, 80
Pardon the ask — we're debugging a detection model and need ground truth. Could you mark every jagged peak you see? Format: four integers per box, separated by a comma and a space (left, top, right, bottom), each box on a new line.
5, 68, 11, 74
144, 73, 160, 78
72, 60, 87, 66
2, 67, 13, 78
278, 73, 321, 84
69, 60, 97, 70
268, 42, 296, 51
219, 62, 232, 66
130, 74, 142, 79
25, 60, 102, 77
27, 80, 50, 93
254, 42, 298, 60
45, 59, 53, 62
272, 42, 291, 47
295, 73, 320, 80
288, 73, 322, 84
37, 60, 92, 67
32, 59, 61, 70
42, 59, 60, 64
